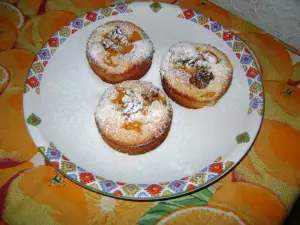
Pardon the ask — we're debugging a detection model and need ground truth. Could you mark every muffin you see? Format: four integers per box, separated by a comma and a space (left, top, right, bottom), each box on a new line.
160, 41, 233, 109
95, 80, 173, 155
86, 20, 154, 83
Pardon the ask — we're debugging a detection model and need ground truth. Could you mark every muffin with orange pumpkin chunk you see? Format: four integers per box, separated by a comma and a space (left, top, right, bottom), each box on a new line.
95, 80, 173, 155
86, 20, 154, 83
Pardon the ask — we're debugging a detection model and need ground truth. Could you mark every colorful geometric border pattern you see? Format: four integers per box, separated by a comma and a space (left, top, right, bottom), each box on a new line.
40, 143, 234, 199
177, 8, 264, 116
23, 3, 259, 199
24, 2, 133, 94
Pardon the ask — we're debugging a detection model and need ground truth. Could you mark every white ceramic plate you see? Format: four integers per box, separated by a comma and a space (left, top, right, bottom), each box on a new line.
23, 2, 264, 200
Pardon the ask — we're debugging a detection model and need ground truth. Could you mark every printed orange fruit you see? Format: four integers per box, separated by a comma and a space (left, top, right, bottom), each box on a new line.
46, 0, 86, 16
238, 32, 292, 82
264, 81, 300, 131
208, 182, 286, 225
0, 17, 17, 51
290, 62, 300, 81
3, 166, 88, 224
0, 64, 11, 94
84, 189, 155, 224
0, 88, 37, 162
0, 49, 35, 89
17, 0, 44, 18
213, 170, 234, 190
0, 161, 33, 187
156, 205, 248, 225
233, 120, 300, 208
0, 2, 24, 29
71, 0, 106, 11
16, 10, 76, 54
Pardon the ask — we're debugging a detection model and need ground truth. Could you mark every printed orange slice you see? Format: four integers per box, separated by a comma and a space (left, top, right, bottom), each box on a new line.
0, 64, 11, 94
0, 2, 24, 29
15, 13, 42, 53
84, 189, 154, 224
71, 0, 106, 11
0, 49, 35, 89
156, 205, 248, 225
3, 166, 89, 224
264, 81, 300, 131
0, 17, 18, 51
233, 120, 300, 208
17, 10, 76, 54
213, 171, 234, 190
290, 61, 300, 81
45, 0, 86, 16
0, 161, 33, 187
208, 182, 286, 225
38, 10, 77, 46
266, 81, 300, 115
237, 32, 292, 82
17, 0, 44, 18
0, 88, 38, 162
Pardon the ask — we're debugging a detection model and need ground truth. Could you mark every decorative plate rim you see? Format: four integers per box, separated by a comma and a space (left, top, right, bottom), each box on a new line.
23, 1, 264, 200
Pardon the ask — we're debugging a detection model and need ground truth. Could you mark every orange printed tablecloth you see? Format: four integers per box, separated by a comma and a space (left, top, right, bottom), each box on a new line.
1, 0, 300, 224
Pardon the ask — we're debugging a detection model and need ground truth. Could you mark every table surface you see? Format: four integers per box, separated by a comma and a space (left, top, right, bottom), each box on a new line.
1, 0, 300, 225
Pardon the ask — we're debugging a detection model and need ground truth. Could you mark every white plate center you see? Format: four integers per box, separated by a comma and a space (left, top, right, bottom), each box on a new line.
36, 6, 249, 183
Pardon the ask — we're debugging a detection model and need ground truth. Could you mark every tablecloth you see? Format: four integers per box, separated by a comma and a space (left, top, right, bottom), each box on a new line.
0, 0, 300, 224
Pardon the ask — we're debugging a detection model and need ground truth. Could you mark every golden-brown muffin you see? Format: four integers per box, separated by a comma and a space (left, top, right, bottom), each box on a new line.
86, 20, 154, 83
95, 80, 173, 155
160, 41, 233, 109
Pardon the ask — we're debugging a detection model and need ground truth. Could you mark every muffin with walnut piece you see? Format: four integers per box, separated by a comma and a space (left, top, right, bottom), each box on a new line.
95, 80, 173, 155
86, 20, 154, 84
160, 41, 233, 109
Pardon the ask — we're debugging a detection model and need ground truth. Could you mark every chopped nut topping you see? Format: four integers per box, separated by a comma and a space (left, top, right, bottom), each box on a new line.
189, 67, 215, 89
101, 39, 116, 49
142, 91, 166, 105
101, 26, 138, 60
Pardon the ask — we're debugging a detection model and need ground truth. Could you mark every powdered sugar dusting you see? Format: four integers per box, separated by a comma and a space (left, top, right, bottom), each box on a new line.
86, 20, 154, 74
203, 52, 218, 64
169, 41, 198, 63
122, 95, 143, 114
95, 80, 172, 145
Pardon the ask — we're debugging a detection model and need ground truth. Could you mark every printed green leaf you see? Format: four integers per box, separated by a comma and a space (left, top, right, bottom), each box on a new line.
38, 147, 45, 153
225, 161, 234, 170
137, 187, 214, 225
137, 218, 158, 225
191, 187, 215, 202
49, 142, 56, 149
145, 203, 178, 214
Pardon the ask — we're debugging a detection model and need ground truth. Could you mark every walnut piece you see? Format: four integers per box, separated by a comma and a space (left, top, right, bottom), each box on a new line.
142, 90, 166, 105
189, 67, 215, 89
